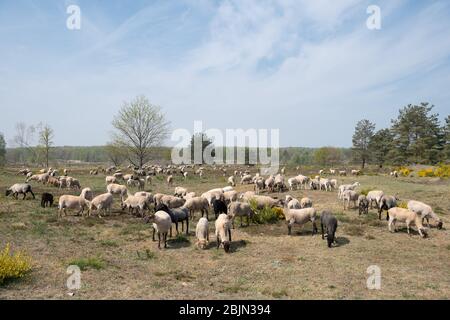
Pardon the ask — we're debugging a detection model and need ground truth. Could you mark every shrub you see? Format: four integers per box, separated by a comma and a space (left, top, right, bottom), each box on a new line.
0, 243, 32, 285
249, 200, 280, 224
398, 167, 411, 177
398, 201, 408, 209
418, 168, 435, 177
434, 164, 450, 178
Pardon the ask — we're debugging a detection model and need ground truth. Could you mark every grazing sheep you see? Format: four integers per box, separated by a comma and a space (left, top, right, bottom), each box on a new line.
387, 207, 427, 238
80, 187, 94, 201
184, 192, 197, 200
330, 169, 336, 175
309, 178, 320, 190
329, 179, 338, 190
145, 175, 153, 185
378, 195, 398, 220
343, 190, 359, 210
338, 182, 360, 199
283, 206, 317, 236
240, 174, 253, 184
183, 196, 209, 220
367, 190, 384, 209
223, 190, 238, 204
41, 192, 54, 208
183, 172, 188, 180
320, 211, 338, 248
58, 195, 90, 218
6, 183, 35, 200
201, 190, 224, 206
358, 195, 369, 215
244, 195, 283, 210
160, 195, 186, 209
215, 214, 232, 253
288, 198, 301, 209
351, 169, 361, 175
228, 202, 254, 227
144, 211, 172, 249
167, 175, 173, 186
212, 199, 227, 219
121, 193, 149, 217
300, 197, 312, 209
107, 183, 128, 201
319, 178, 332, 191
228, 175, 236, 187
339, 170, 347, 176
174, 186, 188, 197
67, 177, 81, 190
105, 176, 117, 185
407, 200, 443, 229
153, 193, 166, 206
265, 176, 275, 192
154, 203, 190, 236
196, 217, 209, 249
134, 191, 154, 207
89, 193, 114, 217
273, 174, 286, 192
254, 178, 265, 194
222, 186, 234, 193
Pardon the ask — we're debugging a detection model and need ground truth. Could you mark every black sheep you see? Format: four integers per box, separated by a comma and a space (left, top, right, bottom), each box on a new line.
153, 203, 189, 237
320, 211, 338, 248
41, 192, 54, 208
212, 199, 227, 219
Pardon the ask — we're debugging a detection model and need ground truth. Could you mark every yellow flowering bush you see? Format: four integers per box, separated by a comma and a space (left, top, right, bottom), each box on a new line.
398, 201, 408, 209
417, 165, 450, 178
398, 167, 411, 177
0, 243, 32, 285
418, 168, 435, 177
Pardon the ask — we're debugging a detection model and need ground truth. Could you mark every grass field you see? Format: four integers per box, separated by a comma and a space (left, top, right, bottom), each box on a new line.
0, 166, 449, 299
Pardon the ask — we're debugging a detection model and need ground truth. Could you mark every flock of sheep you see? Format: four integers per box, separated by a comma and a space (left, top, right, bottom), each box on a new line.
5, 164, 445, 251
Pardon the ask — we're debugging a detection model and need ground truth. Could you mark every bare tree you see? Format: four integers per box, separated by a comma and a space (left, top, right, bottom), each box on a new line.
37, 123, 54, 168
111, 95, 170, 168
12, 122, 38, 165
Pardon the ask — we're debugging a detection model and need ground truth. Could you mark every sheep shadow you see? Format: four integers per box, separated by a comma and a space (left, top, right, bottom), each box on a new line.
334, 236, 350, 247
166, 236, 191, 249
230, 239, 248, 253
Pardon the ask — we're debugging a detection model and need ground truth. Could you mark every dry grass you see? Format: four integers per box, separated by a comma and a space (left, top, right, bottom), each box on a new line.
0, 165, 449, 299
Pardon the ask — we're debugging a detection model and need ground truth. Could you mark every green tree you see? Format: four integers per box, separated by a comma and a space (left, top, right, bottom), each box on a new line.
442, 115, 450, 162
0, 133, 6, 166
111, 95, 170, 168
190, 132, 214, 164
389, 103, 442, 164
352, 119, 375, 169
368, 128, 393, 168
105, 143, 126, 167
314, 147, 342, 166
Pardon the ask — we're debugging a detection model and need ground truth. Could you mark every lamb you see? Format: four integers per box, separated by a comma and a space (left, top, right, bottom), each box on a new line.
358, 195, 369, 215
228, 202, 254, 227
407, 200, 443, 229
89, 193, 114, 217
320, 211, 338, 248
174, 186, 188, 197
387, 207, 427, 238
58, 195, 90, 218
80, 187, 94, 201
283, 206, 317, 236
215, 213, 232, 253
183, 196, 210, 220
5, 183, 35, 200
195, 217, 209, 249
254, 178, 265, 194
300, 197, 312, 208
212, 199, 227, 219
106, 183, 128, 201
378, 195, 398, 220
366, 190, 384, 209
144, 211, 172, 249
228, 175, 236, 187
41, 192, 54, 208
343, 190, 359, 210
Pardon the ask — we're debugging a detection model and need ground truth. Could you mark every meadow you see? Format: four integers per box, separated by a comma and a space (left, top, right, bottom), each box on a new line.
0, 165, 449, 299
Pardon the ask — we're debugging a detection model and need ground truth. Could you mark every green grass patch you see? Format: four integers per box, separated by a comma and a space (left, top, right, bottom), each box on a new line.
136, 249, 155, 260
99, 240, 119, 247
344, 224, 365, 236
68, 256, 105, 271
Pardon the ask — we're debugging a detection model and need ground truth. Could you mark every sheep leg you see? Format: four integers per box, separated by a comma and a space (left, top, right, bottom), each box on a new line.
29, 190, 35, 199
228, 229, 232, 242
152, 227, 156, 241
158, 233, 161, 250
216, 236, 220, 249
240, 216, 243, 227
312, 221, 318, 235
185, 219, 189, 235
321, 223, 325, 239
22, 193, 26, 200
164, 233, 168, 248
175, 222, 179, 235
287, 222, 292, 235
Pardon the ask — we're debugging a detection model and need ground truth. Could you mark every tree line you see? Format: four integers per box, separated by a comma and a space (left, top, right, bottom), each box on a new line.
352, 102, 449, 168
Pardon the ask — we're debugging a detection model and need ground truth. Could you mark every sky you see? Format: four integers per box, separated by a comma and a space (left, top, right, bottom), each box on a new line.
0, 0, 449, 148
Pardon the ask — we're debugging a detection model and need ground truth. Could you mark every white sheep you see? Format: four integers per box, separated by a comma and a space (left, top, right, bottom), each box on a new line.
196, 217, 209, 249
215, 213, 232, 252
228, 175, 236, 187
366, 190, 384, 209
58, 195, 90, 218
300, 197, 312, 208
80, 187, 94, 201
407, 200, 443, 229
145, 211, 172, 249
387, 207, 427, 238
106, 183, 128, 201
228, 202, 254, 227
5, 183, 35, 200
283, 207, 317, 235
342, 190, 359, 210
89, 193, 113, 217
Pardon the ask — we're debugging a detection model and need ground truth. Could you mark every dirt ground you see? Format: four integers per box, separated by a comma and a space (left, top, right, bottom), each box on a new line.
0, 166, 449, 299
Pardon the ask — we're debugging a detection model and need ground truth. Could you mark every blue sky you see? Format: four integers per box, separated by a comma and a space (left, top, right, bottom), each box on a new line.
0, 0, 449, 147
